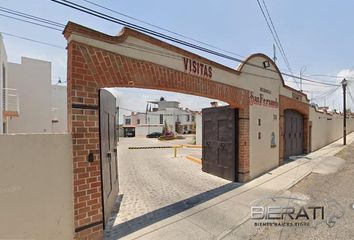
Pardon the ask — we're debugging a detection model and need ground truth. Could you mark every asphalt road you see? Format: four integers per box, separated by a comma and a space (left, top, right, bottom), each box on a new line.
248, 142, 354, 240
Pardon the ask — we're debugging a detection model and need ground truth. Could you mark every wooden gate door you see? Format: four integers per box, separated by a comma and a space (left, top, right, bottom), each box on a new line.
284, 109, 304, 159
202, 106, 238, 181
99, 89, 119, 228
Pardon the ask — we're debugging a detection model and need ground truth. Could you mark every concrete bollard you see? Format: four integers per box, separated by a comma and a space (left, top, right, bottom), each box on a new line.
172, 145, 182, 158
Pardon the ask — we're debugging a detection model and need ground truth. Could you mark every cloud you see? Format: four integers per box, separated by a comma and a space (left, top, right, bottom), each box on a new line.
337, 69, 354, 79
282, 75, 349, 111
337, 69, 354, 110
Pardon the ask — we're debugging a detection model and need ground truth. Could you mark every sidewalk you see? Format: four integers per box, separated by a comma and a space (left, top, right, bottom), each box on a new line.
121, 133, 354, 240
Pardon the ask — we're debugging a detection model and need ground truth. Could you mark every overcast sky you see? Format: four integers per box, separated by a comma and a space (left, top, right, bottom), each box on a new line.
1, 0, 354, 114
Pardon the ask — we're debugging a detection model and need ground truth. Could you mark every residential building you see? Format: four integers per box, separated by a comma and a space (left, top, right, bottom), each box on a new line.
5, 57, 67, 133
195, 113, 202, 145
51, 85, 67, 133
0, 34, 6, 134
123, 97, 198, 137
0, 34, 19, 134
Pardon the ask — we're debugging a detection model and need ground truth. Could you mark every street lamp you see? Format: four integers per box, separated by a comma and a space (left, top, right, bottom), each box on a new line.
341, 78, 348, 145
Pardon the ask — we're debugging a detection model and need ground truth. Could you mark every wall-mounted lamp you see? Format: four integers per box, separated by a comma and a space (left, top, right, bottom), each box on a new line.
263, 60, 270, 69
87, 152, 94, 163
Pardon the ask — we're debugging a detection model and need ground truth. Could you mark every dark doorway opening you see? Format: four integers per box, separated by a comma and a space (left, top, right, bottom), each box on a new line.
284, 109, 304, 160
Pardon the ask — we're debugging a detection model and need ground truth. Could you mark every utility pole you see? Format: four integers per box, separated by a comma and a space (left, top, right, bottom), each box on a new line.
273, 44, 277, 63
342, 78, 348, 145
300, 66, 307, 93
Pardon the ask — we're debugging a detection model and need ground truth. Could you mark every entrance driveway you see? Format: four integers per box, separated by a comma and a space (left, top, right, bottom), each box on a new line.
104, 137, 236, 239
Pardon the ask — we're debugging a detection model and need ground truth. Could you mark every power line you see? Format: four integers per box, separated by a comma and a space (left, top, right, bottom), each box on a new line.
261, 0, 292, 73
82, 0, 346, 85
305, 74, 354, 81
0, 3, 340, 99
1, 31, 65, 49
0, 13, 63, 31
256, 0, 298, 87
66, 34, 336, 89
0, 6, 65, 28
347, 88, 354, 106
2, 2, 338, 89
81, 0, 246, 59
111, 41, 338, 87
0, 28, 336, 90
51, 0, 339, 87
311, 86, 340, 100
346, 83, 354, 106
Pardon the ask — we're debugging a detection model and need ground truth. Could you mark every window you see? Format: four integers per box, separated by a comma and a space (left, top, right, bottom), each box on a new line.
186, 115, 190, 122
258, 132, 261, 139
160, 114, 163, 124
192, 115, 195, 122
125, 118, 131, 125
258, 119, 261, 126
137, 119, 140, 125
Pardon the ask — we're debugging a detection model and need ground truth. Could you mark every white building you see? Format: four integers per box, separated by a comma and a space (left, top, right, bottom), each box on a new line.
0, 34, 7, 133
1, 35, 67, 134
0, 34, 20, 134
5, 57, 67, 133
123, 97, 198, 137
195, 113, 202, 145
51, 85, 68, 133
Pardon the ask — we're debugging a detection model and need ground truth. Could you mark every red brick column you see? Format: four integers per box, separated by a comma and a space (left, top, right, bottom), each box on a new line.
238, 107, 250, 182
68, 42, 103, 240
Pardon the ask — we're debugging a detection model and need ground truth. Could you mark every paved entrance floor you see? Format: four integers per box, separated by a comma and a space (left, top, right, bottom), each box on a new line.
104, 133, 354, 240
104, 137, 233, 239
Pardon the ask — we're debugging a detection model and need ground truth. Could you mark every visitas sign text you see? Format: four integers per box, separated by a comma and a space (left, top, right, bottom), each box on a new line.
183, 57, 212, 78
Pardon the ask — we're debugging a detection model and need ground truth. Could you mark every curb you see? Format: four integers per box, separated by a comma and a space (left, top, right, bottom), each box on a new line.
182, 144, 202, 149
128, 146, 174, 149
186, 155, 202, 164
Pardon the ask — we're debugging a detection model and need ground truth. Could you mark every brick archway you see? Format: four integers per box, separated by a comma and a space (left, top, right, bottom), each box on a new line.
65, 24, 250, 239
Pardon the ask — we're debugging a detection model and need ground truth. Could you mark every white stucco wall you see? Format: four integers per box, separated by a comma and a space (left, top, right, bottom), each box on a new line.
309, 107, 354, 151
7, 57, 52, 133
51, 85, 68, 133
0, 34, 8, 134
238, 56, 282, 179
135, 124, 163, 137
249, 105, 279, 178
196, 114, 202, 145
0, 134, 74, 240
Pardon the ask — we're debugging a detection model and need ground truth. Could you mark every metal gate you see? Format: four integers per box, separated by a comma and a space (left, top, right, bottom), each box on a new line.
202, 106, 238, 181
99, 89, 119, 228
284, 109, 304, 159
